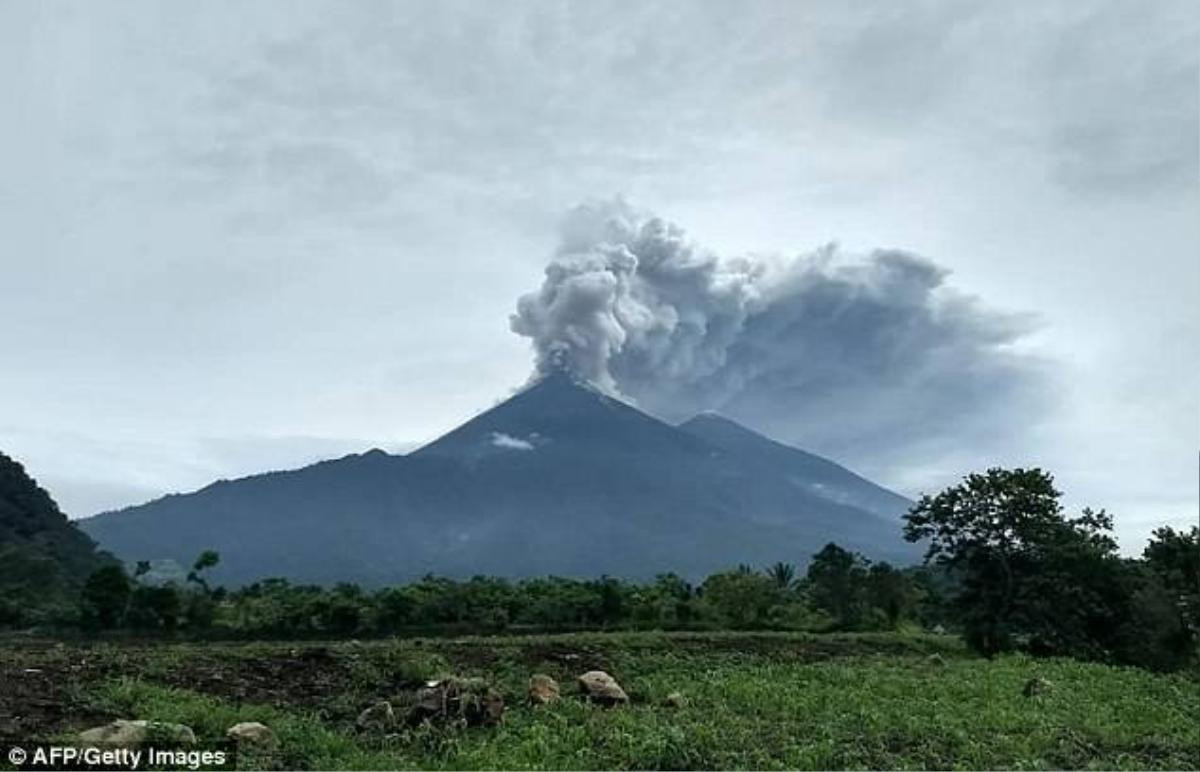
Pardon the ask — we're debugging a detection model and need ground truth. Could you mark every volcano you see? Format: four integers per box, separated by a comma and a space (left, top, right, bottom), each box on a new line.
79, 374, 918, 586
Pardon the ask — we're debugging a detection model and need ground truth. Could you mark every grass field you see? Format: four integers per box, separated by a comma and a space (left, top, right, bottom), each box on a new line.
2, 631, 1197, 770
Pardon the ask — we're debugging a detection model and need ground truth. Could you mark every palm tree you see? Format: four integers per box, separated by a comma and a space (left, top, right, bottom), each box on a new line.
767, 561, 796, 590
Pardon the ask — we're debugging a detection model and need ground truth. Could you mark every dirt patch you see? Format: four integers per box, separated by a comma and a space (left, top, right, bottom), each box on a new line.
154, 650, 354, 710
0, 646, 110, 743
510, 643, 614, 674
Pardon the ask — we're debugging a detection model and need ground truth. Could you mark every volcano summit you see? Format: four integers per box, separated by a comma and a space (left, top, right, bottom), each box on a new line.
80, 374, 917, 586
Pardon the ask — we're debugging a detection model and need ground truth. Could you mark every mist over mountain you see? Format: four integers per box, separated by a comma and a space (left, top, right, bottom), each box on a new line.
79, 374, 917, 587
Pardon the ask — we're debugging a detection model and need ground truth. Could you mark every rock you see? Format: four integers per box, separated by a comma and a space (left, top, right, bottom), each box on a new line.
925, 653, 947, 667
225, 722, 276, 746
577, 670, 628, 705
78, 720, 196, 748
528, 674, 561, 705
409, 685, 446, 724
481, 689, 505, 726
931, 624, 946, 635
1023, 676, 1053, 697
406, 677, 504, 727
663, 691, 687, 708
356, 700, 396, 732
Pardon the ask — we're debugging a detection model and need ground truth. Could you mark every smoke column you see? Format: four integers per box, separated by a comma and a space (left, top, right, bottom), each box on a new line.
511, 199, 1048, 471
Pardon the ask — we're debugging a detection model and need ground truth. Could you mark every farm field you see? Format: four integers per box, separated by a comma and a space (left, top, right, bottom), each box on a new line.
2, 631, 1197, 770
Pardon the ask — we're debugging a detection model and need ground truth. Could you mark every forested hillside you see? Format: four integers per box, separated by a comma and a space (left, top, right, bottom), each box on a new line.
0, 451, 114, 624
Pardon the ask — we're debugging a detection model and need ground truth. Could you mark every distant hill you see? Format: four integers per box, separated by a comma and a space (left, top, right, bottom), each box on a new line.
0, 452, 114, 621
80, 374, 919, 586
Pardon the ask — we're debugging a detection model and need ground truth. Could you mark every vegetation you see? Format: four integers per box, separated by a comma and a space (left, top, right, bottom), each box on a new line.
904, 467, 1199, 671
0, 451, 115, 626
3, 460, 1198, 769
3, 632, 1196, 770
2, 459, 1195, 676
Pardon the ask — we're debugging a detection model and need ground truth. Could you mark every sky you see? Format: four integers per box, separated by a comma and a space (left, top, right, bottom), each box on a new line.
1, 0, 1196, 551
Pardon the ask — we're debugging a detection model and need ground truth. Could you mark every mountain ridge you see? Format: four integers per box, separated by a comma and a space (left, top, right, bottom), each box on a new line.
80, 375, 918, 586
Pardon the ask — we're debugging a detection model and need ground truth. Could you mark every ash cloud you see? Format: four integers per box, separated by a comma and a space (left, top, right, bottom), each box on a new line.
511, 199, 1050, 473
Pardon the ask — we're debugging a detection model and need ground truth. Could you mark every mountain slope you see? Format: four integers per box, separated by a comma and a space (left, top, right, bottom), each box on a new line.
80, 375, 918, 586
678, 413, 913, 520
1, 452, 115, 620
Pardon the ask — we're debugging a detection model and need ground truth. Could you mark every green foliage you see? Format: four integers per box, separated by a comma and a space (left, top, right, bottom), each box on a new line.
126, 585, 183, 630
1119, 526, 1200, 671
866, 562, 920, 629
904, 467, 1198, 670
186, 549, 220, 593
81, 564, 133, 629
806, 543, 872, 629
1143, 525, 1200, 637
767, 561, 796, 589
69, 632, 1200, 770
699, 570, 780, 628
93, 679, 394, 770
0, 452, 114, 625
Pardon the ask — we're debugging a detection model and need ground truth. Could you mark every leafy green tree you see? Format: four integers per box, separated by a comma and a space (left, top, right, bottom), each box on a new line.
904, 468, 1135, 659
904, 468, 1061, 654
1143, 526, 1200, 629
866, 562, 917, 629
700, 569, 778, 628
594, 576, 627, 626
81, 564, 132, 629
186, 550, 220, 594
806, 543, 870, 629
1129, 525, 1200, 669
127, 585, 182, 631
373, 585, 416, 630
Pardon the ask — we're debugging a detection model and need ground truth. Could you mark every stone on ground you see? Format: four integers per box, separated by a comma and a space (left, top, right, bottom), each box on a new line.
1023, 676, 1053, 697
356, 700, 396, 732
407, 677, 504, 727
577, 670, 629, 704
226, 722, 276, 746
78, 720, 196, 748
528, 674, 561, 705
663, 691, 687, 708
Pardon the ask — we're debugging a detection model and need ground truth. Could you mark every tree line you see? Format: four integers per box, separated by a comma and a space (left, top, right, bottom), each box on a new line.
75, 543, 939, 639
8, 465, 1199, 673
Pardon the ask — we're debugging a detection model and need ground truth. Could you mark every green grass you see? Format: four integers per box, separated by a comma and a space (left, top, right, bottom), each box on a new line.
91, 679, 396, 770
61, 632, 1200, 770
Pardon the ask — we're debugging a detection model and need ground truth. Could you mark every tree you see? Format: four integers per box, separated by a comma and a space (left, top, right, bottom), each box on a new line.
767, 562, 796, 590
127, 585, 182, 631
1143, 525, 1200, 622
1133, 525, 1200, 669
904, 468, 1131, 659
700, 569, 778, 628
81, 565, 132, 629
865, 562, 917, 629
186, 550, 220, 594
806, 543, 870, 629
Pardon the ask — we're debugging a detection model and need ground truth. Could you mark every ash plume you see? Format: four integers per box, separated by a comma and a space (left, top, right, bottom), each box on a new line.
510, 199, 1049, 472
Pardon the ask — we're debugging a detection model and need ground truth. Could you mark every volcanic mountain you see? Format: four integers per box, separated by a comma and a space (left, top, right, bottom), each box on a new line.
79, 374, 918, 586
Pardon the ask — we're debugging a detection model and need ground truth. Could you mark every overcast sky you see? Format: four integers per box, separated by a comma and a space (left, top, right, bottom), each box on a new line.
1, 0, 1196, 551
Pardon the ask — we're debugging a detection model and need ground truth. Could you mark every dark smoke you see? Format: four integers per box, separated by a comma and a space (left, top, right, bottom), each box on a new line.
511, 199, 1049, 476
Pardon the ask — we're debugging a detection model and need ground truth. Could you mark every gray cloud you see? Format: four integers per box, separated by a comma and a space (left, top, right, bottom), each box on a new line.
512, 200, 1049, 464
